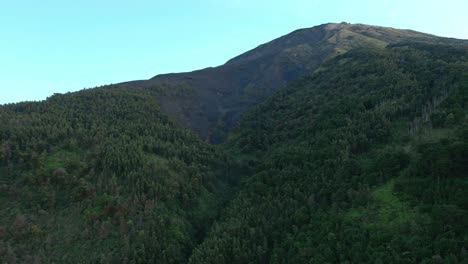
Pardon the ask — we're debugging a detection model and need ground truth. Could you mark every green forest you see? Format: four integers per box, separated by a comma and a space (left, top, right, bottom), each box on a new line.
0, 87, 236, 263
190, 43, 468, 263
1, 42, 467, 263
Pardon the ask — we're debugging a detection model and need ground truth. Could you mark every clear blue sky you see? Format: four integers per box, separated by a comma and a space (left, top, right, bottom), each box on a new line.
1, 0, 466, 104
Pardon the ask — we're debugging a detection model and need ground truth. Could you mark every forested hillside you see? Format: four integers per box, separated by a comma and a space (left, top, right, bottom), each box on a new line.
1, 26, 468, 263
0, 87, 236, 263
190, 43, 468, 263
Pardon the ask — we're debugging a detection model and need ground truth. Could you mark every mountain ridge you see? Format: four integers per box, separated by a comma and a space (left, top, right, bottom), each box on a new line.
116, 22, 467, 142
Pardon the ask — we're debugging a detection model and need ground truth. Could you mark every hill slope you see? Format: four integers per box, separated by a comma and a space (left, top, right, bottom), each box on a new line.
190, 42, 468, 263
118, 23, 467, 142
0, 87, 235, 263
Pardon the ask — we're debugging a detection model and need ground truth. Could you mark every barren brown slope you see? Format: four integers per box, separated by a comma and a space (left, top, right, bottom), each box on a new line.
116, 22, 467, 142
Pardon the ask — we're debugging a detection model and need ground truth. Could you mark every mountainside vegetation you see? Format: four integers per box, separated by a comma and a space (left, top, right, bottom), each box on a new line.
0, 87, 237, 263
1, 24, 467, 263
189, 42, 468, 263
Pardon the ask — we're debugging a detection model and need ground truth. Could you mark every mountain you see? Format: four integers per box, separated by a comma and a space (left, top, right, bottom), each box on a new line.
1, 23, 467, 263
117, 22, 467, 142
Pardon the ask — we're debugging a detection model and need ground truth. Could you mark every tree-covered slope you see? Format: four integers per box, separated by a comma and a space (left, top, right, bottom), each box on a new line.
0, 87, 234, 263
189, 43, 468, 263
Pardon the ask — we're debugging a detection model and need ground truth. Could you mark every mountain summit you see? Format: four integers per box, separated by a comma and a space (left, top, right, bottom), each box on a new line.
117, 23, 466, 142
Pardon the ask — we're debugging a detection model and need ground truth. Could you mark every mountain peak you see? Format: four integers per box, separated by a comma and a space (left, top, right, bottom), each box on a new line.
224, 22, 430, 66
135, 23, 467, 142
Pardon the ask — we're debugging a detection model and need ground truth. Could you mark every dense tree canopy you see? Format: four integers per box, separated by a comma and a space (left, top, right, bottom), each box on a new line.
1, 42, 467, 263
0, 87, 234, 263
190, 43, 468, 263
